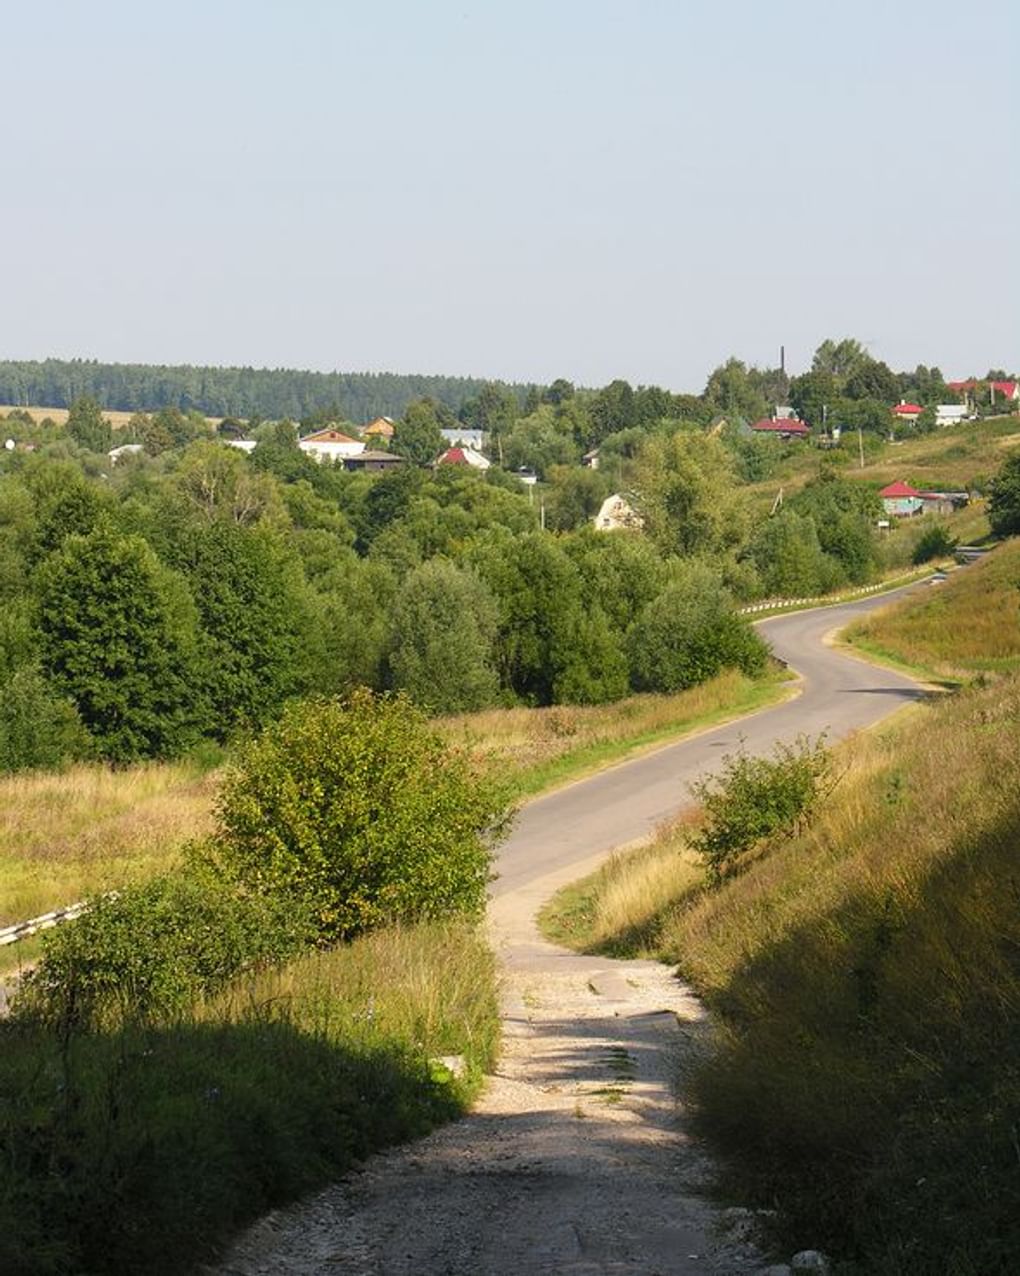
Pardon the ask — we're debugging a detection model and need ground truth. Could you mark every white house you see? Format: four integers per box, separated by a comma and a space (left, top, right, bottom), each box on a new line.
594, 493, 643, 531
297, 429, 365, 463
935, 404, 969, 427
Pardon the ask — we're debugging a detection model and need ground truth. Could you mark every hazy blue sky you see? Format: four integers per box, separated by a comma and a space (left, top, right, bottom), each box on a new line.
2, 0, 1016, 390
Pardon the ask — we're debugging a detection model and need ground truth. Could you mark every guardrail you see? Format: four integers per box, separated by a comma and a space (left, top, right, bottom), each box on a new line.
0, 901, 90, 947
738, 572, 925, 617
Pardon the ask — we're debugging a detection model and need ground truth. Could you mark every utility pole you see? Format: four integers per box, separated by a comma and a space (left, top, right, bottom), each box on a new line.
858, 425, 865, 469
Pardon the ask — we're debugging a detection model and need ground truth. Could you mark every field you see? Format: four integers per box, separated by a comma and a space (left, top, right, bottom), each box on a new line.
0, 404, 223, 430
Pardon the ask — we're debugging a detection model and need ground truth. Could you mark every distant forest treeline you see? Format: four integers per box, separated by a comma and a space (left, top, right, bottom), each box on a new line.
0, 358, 536, 423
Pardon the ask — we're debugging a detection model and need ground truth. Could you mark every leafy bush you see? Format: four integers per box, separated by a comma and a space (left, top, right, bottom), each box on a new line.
0, 667, 92, 773
626, 567, 769, 693
911, 521, 958, 565
988, 450, 1020, 537
20, 865, 310, 1029
214, 690, 511, 941
690, 735, 831, 882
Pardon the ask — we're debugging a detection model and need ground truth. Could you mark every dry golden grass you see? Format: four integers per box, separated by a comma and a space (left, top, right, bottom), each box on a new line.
0, 404, 223, 430
0, 761, 218, 927
844, 536, 1020, 680
0, 670, 786, 942
438, 668, 789, 795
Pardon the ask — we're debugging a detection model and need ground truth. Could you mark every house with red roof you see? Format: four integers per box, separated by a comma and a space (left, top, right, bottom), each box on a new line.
991, 380, 1019, 403
891, 401, 923, 426
879, 480, 924, 517
436, 445, 490, 470
750, 416, 810, 440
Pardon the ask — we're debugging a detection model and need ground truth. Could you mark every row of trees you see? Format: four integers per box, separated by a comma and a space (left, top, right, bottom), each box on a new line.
7, 342, 1013, 457
0, 428, 780, 769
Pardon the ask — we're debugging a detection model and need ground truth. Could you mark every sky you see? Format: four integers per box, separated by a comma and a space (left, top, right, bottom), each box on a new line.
1, 0, 1017, 392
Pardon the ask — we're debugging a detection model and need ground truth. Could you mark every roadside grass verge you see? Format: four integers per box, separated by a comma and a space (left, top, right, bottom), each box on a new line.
842, 536, 1020, 683
541, 677, 1020, 1273
440, 666, 793, 798
0, 920, 497, 1276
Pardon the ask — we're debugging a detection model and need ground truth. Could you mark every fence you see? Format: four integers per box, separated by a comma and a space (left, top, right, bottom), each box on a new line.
738, 571, 926, 617
0, 900, 91, 948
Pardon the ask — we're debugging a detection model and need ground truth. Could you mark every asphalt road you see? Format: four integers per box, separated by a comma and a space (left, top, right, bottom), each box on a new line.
493, 586, 925, 897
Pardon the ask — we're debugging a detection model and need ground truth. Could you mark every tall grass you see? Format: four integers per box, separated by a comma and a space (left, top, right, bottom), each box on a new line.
440, 667, 790, 797
844, 536, 1020, 680
0, 921, 497, 1276
0, 759, 218, 929
542, 678, 1020, 1273
0, 670, 788, 943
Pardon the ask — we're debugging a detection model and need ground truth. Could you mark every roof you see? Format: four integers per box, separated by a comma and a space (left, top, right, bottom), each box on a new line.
437, 445, 490, 469
347, 449, 402, 463
879, 481, 922, 498
362, 417, 395, 435
992, 380, 1018, 398
750, 418, 810, 435
300, 429, 359, 444
892, 403, 923, 415
947, 380, 980, 392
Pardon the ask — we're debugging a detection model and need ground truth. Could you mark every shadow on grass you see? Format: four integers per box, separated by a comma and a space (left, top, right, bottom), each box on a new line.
688, 799, 1020, 1275
0, 1014, 464, 1276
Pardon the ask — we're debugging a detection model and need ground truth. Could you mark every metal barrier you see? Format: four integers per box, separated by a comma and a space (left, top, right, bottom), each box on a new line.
0, 901, 90, 947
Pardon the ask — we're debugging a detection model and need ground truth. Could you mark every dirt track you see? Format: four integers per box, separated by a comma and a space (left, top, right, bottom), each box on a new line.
215, 853, 762, 1275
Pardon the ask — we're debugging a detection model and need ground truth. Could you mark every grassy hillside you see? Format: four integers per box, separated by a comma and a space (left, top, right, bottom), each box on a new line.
748, 414, 1020, 510
844, 537, 1020, 681
543, 673, 1020, 1272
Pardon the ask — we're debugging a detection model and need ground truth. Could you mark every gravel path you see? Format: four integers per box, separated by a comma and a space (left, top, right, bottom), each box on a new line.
214, 853, 763, 1276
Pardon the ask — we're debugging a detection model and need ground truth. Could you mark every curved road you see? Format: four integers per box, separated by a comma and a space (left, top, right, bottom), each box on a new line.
221, 585, 926, 1276
495, 585, 924, 896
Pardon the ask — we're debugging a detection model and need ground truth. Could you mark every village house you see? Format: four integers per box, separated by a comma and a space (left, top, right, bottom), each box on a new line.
436, 445, 490, 470
362, 416, 395, 441
879, 481, 924, 517
594, 492, 643, 531
343, 449, 404, 473
108, 443, 145, 464
297, 429, 365, 463
935, 404, 969, 427
750, 415, 810, 441
891, 401, 923, 427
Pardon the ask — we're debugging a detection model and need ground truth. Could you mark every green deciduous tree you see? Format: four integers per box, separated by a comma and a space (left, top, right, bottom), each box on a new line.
388, 559, 499, 713
213, 690, 511, 941
988, 451, 1020, 537
626, 565, 768, 693
66, 397, 112, 453
633, 432, 748, 557
0, 667, 92, 773
392, 398, 447, 466
37, 525, 204, 761
171, 522, 311, 734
